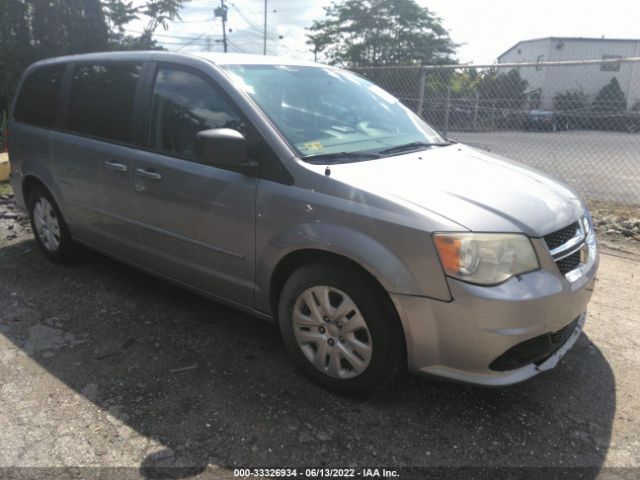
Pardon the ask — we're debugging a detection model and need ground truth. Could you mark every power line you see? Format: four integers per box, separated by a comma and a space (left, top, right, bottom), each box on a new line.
229, 3, 279, 42
124, 29, 218, 41
176, 31, 208, 50
227, 39, 245, 53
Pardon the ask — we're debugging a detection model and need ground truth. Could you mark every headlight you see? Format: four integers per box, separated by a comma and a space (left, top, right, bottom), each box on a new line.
433, 233, 539, 285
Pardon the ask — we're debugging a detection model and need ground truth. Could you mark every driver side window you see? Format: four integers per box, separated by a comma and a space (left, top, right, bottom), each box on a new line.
148, 66, 246, 159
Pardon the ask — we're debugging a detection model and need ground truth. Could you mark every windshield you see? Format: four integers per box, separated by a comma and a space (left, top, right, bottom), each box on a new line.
222, 64, 445, 161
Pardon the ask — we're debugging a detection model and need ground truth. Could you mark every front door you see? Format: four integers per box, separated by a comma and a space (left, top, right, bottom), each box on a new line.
130, 65, 257, 307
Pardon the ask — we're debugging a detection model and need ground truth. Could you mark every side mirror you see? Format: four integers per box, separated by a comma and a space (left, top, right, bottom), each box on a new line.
194, 128, 257, 174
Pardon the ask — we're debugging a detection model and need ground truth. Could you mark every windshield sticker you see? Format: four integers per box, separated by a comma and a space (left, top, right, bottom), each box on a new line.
303, 141, 324, 151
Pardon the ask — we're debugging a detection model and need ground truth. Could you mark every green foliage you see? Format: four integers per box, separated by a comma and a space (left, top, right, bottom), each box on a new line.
593, 77, 627, 111
0, 0, 189, 117
306, 0, 457, 67
435, 68, 528, 110
448, 69, 479, 98
475, 69, 528, 109
553, 90, 589, 112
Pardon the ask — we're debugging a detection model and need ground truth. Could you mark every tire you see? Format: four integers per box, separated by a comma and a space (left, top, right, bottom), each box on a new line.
278, 263, 405, 395
27, 185, 76, 262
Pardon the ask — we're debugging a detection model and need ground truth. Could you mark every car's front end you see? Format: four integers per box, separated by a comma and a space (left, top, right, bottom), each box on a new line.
303, 143, 599, 386
215, 57, 599, 387
525, 110, 557, 130
392, 215, 598, 385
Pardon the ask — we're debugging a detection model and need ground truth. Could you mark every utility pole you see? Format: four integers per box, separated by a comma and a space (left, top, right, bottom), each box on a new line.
263, 0, 267, 55
214, 0, 228, 53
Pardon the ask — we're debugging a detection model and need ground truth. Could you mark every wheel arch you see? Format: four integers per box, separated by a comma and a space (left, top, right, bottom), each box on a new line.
269, 248, 397, 320
22, 175, 48, 205
270, 248, 409, 382
21, 174, 71, 221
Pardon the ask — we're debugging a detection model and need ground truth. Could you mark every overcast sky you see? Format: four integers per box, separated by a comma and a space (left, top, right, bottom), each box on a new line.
136, 0, 640, 64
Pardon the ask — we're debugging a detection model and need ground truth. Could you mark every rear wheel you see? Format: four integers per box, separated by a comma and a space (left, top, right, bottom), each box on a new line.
27, 185, 76, 262
278, 263, 405, 394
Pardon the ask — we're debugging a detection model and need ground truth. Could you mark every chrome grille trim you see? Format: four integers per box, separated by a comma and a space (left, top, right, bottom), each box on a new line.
544, 217, 592, 278
548, 221, 585, 258
553, 242, 584, 262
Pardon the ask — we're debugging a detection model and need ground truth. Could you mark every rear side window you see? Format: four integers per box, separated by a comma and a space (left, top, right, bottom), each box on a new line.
13, 64, 66, 128
148, 67, 246, 159
67, 62, 142, 143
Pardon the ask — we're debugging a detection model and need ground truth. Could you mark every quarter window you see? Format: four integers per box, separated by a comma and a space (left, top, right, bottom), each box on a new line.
67, 62, 142, 143
148, 67, 245, 159
13, 64, 66, 128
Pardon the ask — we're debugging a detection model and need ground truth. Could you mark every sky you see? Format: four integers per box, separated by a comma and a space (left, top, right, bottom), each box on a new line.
132, 0, 640, 64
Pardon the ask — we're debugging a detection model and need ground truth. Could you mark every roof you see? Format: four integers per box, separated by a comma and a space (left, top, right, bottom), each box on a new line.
191, 52, 322, 67
498, 36, 640, 60
28, 50, 326, 69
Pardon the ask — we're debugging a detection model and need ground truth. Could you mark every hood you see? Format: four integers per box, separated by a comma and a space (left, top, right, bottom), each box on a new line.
319, 144, 585, 237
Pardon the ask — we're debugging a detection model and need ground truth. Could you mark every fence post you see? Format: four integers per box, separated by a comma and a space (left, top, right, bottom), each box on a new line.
472, 89, 480, 131
416, 67, 427, 118
491, 99, 497, 130
443, 84, 452, 137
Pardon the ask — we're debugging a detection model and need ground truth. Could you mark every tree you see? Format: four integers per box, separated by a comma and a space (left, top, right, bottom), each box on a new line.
0, 0, 188, 118
553, 90, 589, 112
593, 77, 627, 111
476, 69, 528, 110
306, 0, 457, 67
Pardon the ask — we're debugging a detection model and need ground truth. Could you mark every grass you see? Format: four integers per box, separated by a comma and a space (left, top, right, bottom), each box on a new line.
0, 182, 12, 197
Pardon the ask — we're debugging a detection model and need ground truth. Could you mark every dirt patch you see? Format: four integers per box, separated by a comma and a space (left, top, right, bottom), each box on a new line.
0, 183, 31, 248
589, 199, 640, 243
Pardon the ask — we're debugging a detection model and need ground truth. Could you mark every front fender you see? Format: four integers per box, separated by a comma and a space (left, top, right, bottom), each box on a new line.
255, 222, 451, 314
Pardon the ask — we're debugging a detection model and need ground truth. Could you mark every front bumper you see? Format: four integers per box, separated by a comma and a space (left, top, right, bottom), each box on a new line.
391, 237, 598, 386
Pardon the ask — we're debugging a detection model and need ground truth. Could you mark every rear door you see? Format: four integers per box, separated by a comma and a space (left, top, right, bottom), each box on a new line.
130, 64, 258, 306
10, 63, 67, 209
50, 61, 145, 258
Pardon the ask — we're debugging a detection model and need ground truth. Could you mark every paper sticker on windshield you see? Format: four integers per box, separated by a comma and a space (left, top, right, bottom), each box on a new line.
303, 141, 323, 151
368, 84, 398, 104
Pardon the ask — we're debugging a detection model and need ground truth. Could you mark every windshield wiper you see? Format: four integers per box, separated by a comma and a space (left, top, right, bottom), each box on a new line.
302, 151, 381, 164
378, 141, 453, 155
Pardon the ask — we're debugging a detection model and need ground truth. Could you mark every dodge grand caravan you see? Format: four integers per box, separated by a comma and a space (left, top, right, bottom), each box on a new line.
8, 52, 598, 393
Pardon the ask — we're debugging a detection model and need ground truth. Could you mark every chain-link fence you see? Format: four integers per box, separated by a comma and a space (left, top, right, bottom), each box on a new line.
353, 58, 640, 206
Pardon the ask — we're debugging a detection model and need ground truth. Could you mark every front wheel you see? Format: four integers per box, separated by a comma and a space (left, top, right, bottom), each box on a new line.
278, 263, 405, 394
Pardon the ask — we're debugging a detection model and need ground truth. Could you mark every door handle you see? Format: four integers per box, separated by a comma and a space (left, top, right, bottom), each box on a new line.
135, 168, 162, 180
104, 161, 127, 172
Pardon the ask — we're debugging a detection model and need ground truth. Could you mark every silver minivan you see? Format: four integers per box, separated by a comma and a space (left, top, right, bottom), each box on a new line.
8, 52, 598, 393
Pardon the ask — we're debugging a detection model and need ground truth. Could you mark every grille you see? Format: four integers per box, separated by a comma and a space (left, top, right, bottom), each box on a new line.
556, 250, 581, 275
489, 316, 581, 371
543, 221, 580, 251
550, 316, 580, 345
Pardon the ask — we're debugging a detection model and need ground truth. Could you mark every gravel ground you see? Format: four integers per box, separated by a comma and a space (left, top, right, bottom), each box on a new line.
1, 185, 639, 480
451, 130, 640, 205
